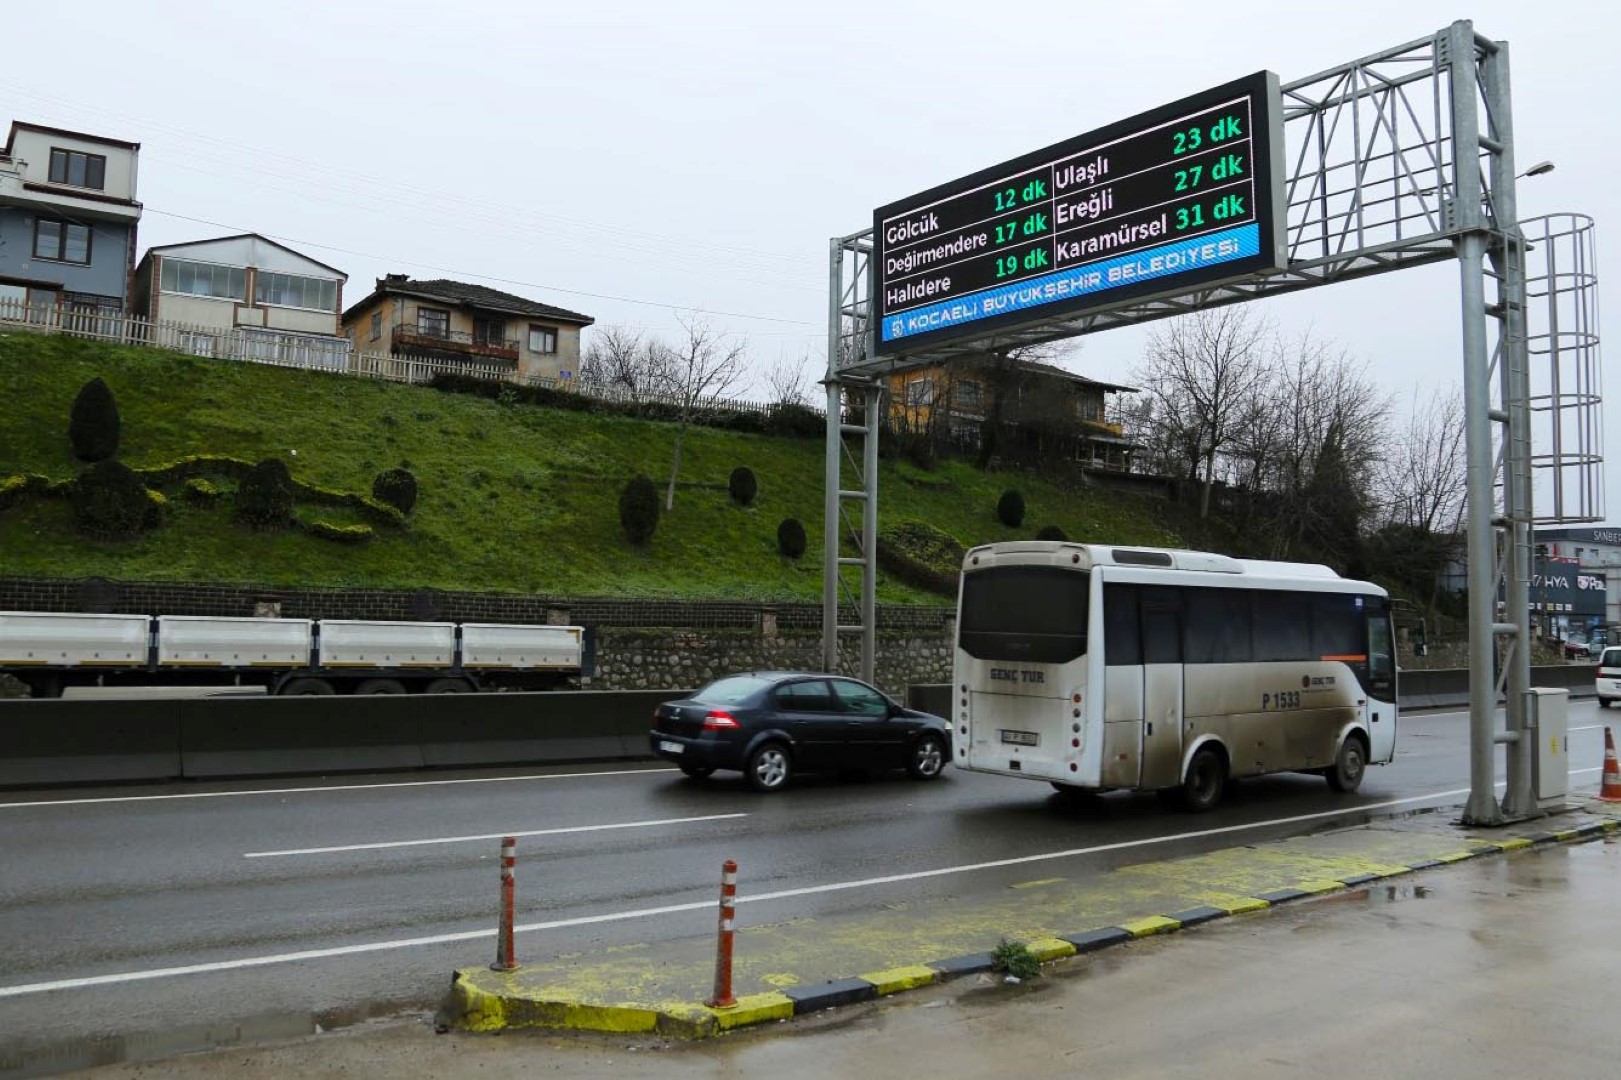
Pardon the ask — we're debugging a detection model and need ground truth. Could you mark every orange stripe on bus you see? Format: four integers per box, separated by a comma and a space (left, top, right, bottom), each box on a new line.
1320, 654, 1367, 662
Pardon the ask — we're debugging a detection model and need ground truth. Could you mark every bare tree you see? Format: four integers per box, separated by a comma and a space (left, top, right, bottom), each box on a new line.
662, 314, 747, 511
762, 351, 814, 407
579, 326, 668, 409
1378, 386, 1467, 535
1135, 308, 1270, 516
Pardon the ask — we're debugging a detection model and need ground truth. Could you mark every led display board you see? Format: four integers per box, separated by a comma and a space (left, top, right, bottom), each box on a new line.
873, 72, 1286, 352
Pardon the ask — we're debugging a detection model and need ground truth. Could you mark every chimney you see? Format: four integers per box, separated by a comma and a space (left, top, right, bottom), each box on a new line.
380, 273, 409, 288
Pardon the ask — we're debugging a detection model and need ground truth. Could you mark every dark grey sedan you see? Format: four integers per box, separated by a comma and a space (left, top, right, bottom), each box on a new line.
650, 672, 952, 792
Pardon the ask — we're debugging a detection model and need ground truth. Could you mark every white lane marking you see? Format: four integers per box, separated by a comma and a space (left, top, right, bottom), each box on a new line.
244, 813, 749, 858
4, 774, 1603, 999
0, 767, 679, 810
1570, 724, 1602, 733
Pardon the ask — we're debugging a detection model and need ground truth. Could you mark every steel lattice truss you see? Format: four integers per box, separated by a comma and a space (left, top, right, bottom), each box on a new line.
835, 27, 1507, 376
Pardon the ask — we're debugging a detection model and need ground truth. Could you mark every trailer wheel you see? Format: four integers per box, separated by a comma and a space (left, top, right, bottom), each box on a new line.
425, 678, 472, 694
279, 677, 334, 696
354, 678, 407, 695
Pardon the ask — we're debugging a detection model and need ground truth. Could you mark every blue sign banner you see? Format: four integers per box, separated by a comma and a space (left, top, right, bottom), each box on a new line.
881, 223, 1259, 344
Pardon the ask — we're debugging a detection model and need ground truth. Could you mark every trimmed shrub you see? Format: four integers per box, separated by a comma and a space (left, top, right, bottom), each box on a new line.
183, 477, 222, 505
71, 460, 149, 540
68, 377, 120, 462
876, 519, 966, 597
236, 457, 295, 531
143, 488, 169, 529
300, 519, 375, 544
0, 473, 60, 511
619, 474, 660, 545
372, 467, 419, 515
728, 466, 758, 507
1036, 524, 1068, 541
777, 517, 808, 559
997, 488, 1026, 527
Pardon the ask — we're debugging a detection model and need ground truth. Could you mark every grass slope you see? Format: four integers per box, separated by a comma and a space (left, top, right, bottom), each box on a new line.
0, 333, 1182, 602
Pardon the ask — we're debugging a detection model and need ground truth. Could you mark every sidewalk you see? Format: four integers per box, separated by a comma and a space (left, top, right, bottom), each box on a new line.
443, 800, 1621, 1038
72, 800, 1621, 1079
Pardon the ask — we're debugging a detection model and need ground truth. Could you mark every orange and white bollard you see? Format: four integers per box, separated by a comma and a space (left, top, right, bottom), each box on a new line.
1599, 728, 1621, 803
707, 859, 738, 1008
491, 836, 519, 972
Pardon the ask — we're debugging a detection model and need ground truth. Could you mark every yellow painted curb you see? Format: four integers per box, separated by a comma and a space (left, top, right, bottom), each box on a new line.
1292, 879, 1348, 895
1553, 828, 1582, 841
1494, 838, 1534, 852
1025, 937, 1079, 962
1210, 896, 1271, 915
1436, 851, 1480, 864
1119, 916, 1180, 938
668, 992, 795, 1032
860, 965, 939, 995
450, 975, 507, 1032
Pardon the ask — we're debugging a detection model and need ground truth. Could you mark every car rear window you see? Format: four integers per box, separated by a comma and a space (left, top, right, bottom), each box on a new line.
692, 676, 772, 706
1602, 649, 1621, 668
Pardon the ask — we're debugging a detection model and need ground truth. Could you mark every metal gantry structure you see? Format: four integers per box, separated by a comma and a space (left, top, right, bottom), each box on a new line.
825, 20, 1602, 823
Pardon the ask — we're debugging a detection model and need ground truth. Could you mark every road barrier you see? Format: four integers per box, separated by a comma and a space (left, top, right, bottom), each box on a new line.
0, 688, 685, 787
0, 669, 1599, 789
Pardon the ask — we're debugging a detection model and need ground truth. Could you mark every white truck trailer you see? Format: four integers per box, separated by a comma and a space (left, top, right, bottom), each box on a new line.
0, 611, 590, 697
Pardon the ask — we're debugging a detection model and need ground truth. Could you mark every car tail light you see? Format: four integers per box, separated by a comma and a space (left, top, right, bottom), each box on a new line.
702, 710, 740, 730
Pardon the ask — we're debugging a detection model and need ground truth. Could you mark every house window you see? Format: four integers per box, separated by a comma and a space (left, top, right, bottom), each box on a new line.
49, 148, 107, 190
474, 316, 508, 347
159, 258, 246, 300
369, 312, 382, 341
1076, 395, 1102, 421
906, 377, 934, 406
955, 379, 982, 410
417, 308, 450, 338
528, 324, 558, 354
255, 272, 338, 312
0, 282, 25, 308
33, 219, 92, 264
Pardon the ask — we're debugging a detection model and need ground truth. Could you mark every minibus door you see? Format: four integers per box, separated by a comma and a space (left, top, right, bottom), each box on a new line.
1140, 587, 1185, 789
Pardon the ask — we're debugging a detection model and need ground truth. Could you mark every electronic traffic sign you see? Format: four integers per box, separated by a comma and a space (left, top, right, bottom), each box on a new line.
872, 72, 1285, 353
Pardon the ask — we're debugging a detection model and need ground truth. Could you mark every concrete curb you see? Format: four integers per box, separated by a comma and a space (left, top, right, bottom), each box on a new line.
444, 809, 1621, 1039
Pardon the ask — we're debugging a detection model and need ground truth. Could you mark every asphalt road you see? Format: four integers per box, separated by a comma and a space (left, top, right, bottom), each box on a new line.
0, 703, 1610, 1071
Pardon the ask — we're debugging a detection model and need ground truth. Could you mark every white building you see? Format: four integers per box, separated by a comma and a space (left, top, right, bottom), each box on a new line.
132, 234, 350, 369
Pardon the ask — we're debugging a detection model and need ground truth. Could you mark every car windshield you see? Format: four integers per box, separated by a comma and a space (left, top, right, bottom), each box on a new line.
692, 675, 773, 706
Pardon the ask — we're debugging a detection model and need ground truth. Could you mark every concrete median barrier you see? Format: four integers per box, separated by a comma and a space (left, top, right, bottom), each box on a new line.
0, 699, 185, 786
416, 689, 685, 767
0, 688, 700, 787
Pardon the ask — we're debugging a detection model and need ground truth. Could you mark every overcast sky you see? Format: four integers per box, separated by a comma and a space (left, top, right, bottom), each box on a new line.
7, 0, 1615, 523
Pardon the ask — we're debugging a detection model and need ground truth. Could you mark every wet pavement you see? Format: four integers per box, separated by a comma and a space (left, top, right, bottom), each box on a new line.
59, 830, 1621, 1078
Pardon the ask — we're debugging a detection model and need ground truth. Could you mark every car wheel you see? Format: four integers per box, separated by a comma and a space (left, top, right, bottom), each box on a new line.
425, 678, 472, 694
745, 742, 792, 793
679, 764, 715, 779
1326, 734, 1368, 793
907, 734, 947, 779
1174, 746, 1228, 813
280, 677, 334, 696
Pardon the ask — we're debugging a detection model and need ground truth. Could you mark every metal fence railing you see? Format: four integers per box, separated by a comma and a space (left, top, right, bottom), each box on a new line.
0, 296, 814, 420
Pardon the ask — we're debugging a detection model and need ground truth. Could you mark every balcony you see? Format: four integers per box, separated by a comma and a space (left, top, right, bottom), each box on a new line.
391, 322, 520, 363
